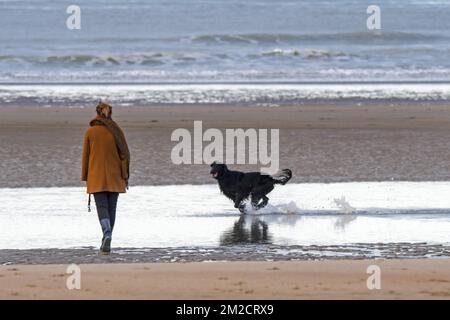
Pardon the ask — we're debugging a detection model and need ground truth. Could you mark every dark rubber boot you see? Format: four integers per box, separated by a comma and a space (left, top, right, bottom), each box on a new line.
100, 219, 112, 254
101, 237, 111, 254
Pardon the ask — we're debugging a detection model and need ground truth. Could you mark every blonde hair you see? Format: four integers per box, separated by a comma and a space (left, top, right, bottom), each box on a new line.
96, 101, 112, 118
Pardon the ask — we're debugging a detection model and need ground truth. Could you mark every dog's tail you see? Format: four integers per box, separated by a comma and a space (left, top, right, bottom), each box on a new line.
273, 169, 292, 185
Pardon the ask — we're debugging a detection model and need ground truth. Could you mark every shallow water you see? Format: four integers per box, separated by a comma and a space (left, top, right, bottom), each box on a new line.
1, 182, 450, 249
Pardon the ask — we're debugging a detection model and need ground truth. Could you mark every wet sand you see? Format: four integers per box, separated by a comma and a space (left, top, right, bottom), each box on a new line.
1, 104, 450, 187
1, 244, 449, 265
1, 259, 449, 299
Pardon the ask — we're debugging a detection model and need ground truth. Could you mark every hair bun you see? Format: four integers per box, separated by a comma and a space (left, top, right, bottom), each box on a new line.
96, 101, 112, 118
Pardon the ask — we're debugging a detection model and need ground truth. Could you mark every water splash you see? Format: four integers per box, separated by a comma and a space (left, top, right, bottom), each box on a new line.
243, 200, 301, 215
334, 196, 356, 214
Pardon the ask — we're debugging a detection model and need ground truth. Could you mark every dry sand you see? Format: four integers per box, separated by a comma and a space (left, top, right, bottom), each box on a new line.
1, 259, 449, 299
2, 104, 450, 187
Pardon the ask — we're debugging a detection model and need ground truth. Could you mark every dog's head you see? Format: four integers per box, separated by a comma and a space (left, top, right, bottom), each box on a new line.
210, 161, 228, 179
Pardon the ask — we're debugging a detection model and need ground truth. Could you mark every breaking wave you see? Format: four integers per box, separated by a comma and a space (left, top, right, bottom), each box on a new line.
0, 53, 193, 67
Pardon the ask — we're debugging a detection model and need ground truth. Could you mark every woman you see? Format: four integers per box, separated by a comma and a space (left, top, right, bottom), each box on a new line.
81, 101, 130, 254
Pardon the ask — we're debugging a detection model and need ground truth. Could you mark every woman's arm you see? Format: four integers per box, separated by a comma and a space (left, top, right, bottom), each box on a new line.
81, 131, 90, 181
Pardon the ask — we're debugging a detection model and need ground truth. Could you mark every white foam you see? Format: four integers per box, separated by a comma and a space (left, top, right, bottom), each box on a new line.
2, 83, 450, 106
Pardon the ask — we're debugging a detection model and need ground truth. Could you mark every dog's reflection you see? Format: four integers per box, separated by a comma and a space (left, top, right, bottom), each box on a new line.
220, 215, 271, 245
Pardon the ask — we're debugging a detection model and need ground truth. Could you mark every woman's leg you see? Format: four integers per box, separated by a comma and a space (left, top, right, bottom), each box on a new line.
93, 192, 112, 252
107, 192, 119, 232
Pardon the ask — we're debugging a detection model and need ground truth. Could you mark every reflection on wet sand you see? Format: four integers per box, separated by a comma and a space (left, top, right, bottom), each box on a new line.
220, 215, 272, 245
219, 211, 360, 246
334, 215, 358, 230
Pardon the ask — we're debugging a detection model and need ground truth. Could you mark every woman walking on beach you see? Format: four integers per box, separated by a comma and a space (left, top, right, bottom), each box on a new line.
81, 101, 130, 254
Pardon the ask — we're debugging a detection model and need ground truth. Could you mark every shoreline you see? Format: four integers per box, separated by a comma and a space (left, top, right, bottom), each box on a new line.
2, 82, 450, 107
1, 259, 450, 299
2, 244, 449, 265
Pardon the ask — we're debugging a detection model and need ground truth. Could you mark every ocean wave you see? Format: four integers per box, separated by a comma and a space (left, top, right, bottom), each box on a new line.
0, 53, 197, 66
189, 31, 444, 44
13, 31, 444, 46
0, 48, 353, 67
0, 48, 354, 67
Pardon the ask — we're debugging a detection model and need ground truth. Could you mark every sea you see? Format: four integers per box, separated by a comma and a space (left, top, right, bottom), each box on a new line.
1, 0, 450, 105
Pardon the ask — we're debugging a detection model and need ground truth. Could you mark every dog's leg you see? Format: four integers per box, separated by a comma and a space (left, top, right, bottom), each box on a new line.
257, 195, 269, 209
251, 182, 274, 210
234, 194, 246, 213
251, 194, 261, 210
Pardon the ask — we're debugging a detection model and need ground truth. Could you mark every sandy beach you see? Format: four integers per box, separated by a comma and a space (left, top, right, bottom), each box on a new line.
2, 103, 450, 300
2, 103, 450, 187
3, 0, 450, 303
1, 259, 449, 299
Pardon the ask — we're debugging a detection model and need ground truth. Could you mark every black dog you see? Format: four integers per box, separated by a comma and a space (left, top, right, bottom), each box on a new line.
210, 162, 292, 213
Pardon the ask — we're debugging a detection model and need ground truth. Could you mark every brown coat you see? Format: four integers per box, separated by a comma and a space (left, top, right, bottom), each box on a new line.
81, 125, 127, 194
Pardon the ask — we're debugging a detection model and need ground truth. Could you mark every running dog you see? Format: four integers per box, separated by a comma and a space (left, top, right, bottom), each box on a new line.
210, 162, 292, 213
